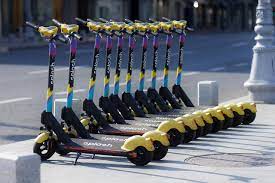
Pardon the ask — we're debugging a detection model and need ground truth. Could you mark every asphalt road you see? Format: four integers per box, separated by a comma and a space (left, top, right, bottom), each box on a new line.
0, 32, 255, 145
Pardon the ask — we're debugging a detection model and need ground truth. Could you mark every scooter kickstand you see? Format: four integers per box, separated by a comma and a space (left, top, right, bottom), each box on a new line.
74, 152, 81, 165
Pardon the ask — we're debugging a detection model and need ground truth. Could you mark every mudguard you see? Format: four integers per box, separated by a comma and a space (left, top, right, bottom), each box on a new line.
143, 130, 170, 147
191, 114, 205, 127
175, 116, 198, 131
157, 119, 185, 134
203, 109, 225, 121
214, 106, 234, 118
35, 132, 50, 144
121, 135, 154, 152
224, 104, 245, 115
193, 111, 213, 124
237, 102, 257, 113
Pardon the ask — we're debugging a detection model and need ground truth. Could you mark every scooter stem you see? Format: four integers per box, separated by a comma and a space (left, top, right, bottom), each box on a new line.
175, 33, 185, 86
138, 35, 148, 91
66, 37, 77, 108
46, 41, 57, 112
151, 35, 158, 89
113, 36, 123, 95
125, 35, 135, 93
163, 34, 172, 88
88, 34, 101, 100
103, 36, 112, 97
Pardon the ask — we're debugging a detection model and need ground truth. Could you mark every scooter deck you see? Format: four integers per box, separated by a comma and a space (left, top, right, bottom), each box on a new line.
64, 138, 127, 156
99, 124, 155, 136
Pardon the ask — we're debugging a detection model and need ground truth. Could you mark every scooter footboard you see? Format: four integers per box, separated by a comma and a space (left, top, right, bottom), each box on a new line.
110, 94, 134, 120
147, 87, 170, 112
122, 92, 146, 117
41, 111, 72, 144
61, 107, 91, 139
135, 90, 158, 114
159, 86, 181, 109
172, 84, 194, 107
99, 96, 126, 124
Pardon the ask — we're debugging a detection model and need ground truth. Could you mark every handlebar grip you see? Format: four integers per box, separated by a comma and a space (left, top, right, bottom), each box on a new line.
52, 19, 62, 27
162, 17, 171, 22
124, 19, 133, 24
26, 21, 39, 30
148, 18, 156, 23
187, 27, 194, 31
72, 32, 83, 41
135, 20, 143, 23
87, 18, 97, 23
98, 18, 108, 23
55, 34, 68, 44
75, 17, 87, 25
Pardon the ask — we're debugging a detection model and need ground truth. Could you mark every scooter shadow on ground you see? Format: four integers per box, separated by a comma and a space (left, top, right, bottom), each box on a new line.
0, 134, 36, 142
45, 155, 255, 183
0, 121, 39, 131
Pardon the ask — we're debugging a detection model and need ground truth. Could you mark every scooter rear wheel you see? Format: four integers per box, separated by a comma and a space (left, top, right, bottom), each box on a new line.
183, 127, 196, 143
232, 112, 244, 127
152, 141, 168, 161
127, 146, 153, 166
212, 117, 224, 133
223, 115, 233, 130
167, 129, 184, 147
33, 139, 56, 161
242, 109, 256, 125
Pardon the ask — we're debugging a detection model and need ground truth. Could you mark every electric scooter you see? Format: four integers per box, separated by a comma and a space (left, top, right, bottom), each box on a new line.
161, 18, 257, 127
29, 21, 154, 166
74, 18, 180, 154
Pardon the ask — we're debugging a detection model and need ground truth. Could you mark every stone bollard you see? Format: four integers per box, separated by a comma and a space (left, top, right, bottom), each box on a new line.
0, 153, 40, 183
244, 0, 275, 103
198, 81, 218, 106
54, 98, 82, 122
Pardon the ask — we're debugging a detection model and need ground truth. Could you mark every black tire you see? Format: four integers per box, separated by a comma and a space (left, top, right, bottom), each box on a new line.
127, 146, 153, 166
167, 129, 184, 147
33, 139, 56, 161
183, 127, 196, 143
242, 109, 256, 125
222, 115, 233, 130
203, 123, 213, 136
232, 112, 244, 127
152, 141, 168, 160
212, 117, 224, 133
195, 126, 204, 139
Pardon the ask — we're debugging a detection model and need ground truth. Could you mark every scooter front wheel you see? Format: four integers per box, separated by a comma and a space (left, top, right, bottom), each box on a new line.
127, 146, 153, 166
33, 139, 56, 161
152, 141, 168, 161
167, 129, 184, 147
242, 109, 256, 125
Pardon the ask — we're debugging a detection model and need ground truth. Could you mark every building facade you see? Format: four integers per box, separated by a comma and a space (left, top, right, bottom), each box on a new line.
0, 0, 258, 39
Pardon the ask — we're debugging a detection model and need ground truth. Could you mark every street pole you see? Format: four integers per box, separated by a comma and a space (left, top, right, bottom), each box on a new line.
0, 0, 2, 39
244, 0, 275, 103
24, 0, 34, 40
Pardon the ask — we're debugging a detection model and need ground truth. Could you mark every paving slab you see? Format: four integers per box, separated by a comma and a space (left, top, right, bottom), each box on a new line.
0, 103, 274, 183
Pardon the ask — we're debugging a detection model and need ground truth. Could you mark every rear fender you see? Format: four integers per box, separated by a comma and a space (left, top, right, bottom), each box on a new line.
237, 102, 257, 113
157, 119, 185, 134
191, 114, 205, 127
121, 135, 154, 152
179, 115, 198, 130
204, 109, 225, 121
224, 104, 245, 115
143, 130, 170, 146
214, 106, 234, 118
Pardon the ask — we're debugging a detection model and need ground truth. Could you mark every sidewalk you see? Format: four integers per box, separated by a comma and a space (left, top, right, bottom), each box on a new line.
0, 103, 274, 183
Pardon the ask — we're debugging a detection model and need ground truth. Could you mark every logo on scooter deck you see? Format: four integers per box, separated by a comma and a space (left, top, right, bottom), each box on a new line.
119, 126, 147, 131
83, 141, 113, 148
101, 136, 125, 142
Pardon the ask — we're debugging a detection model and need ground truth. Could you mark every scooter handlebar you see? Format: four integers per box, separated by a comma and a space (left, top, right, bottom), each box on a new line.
124, 19, 133, 24
75, 17, 87, 25
72, 32, 83, 41
98, 18, 108, 23
162, 17, 171, 22
26, 21, 39, 30
52, 19, 62, 27
55, 34, 69, 44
